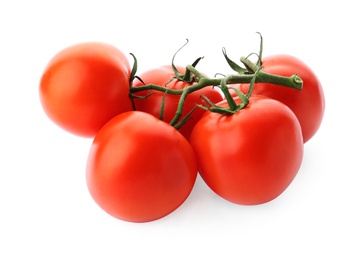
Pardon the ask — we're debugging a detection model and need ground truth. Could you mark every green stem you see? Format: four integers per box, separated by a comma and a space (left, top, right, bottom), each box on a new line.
225, 71, 302, 90
185, 64, 206, 80
255, 70, 303, 90
169, 88, 190, 126
169, 79, 215, 126
239, 56, 303, 90
130, 66, 303, 128
130, 70, 302, 96
130, 84, 183, 95
220, 77, 238, 111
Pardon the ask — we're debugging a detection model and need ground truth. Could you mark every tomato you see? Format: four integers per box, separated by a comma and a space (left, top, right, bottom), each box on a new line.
189, 95, 304, 205
238, 54, 325, 143
39, 42, 133, 138
132, 65, 223, 140
86, 111, 198, 222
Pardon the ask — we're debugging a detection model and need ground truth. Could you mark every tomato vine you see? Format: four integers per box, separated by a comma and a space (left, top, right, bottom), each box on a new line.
129, 34, 303, 129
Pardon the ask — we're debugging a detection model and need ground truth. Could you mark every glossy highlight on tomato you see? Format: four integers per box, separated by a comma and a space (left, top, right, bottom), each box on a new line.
190, 95, 304, 205
86, 111, 198, 222
39, 42, 133, 138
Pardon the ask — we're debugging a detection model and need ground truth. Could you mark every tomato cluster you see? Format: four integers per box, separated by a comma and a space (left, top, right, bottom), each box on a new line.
39, 37, 325, 223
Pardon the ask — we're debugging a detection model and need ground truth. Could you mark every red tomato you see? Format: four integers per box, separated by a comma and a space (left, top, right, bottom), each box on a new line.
189, 96, 304, 205
132, 65, 223, 140
86, 111, 198, 222
39, 42, 133, 138
238, 54, 325, 143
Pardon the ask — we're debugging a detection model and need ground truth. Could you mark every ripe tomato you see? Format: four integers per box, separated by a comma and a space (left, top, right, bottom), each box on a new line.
132, 65, 223, 140
39, 42, 133, 138
189, 95, 304, 205
86, 111, 198, 222
238, 54, 325, 143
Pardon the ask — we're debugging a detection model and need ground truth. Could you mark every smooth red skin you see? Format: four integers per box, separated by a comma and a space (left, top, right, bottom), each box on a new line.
39, 42, 133, 138
238, 55, 325, 143
132, 65, 223, 140
86, 111, 198, 223
189, 96, 304, 205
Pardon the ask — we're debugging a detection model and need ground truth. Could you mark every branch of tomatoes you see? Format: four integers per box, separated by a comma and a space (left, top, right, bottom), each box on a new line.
39, 32, 325, 222
129, 34, 303, 129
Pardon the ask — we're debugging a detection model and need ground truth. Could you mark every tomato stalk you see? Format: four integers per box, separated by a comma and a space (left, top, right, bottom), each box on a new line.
130, 65, 302, 126
129, 68, 302, 96
129, 34, 303, 129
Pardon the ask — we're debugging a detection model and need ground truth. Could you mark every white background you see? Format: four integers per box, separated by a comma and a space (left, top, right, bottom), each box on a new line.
1, 1, 354, 259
